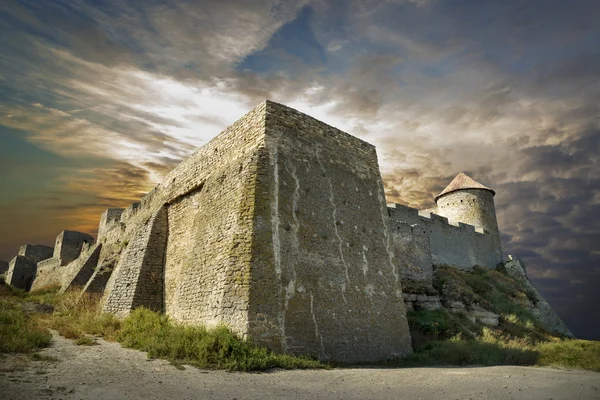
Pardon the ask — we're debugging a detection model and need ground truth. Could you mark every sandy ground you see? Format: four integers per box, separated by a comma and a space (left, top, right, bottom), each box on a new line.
1, 333, 598, 400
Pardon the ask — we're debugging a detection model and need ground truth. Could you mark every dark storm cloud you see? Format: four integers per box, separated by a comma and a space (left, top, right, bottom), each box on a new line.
0, 0, 598, 339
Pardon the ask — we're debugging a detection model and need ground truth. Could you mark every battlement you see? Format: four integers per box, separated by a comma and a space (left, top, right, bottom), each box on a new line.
14, 100, 521, 362
388, 203, 487, 236
387, 203, 500, 269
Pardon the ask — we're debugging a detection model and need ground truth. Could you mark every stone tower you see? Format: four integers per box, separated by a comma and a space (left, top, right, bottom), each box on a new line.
434, 172, 503, 266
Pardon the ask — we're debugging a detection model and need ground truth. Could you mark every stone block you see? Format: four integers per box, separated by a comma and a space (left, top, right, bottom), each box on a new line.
6, 255, 37, 290
18, 245, 54, 263
52, 231, 95, 266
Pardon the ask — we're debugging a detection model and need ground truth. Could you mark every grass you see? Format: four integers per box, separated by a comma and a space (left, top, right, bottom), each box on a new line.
0, 283, 52, 353
1, 272, 598, 373
118, 308, 325, 371
0, 302, 52, 353
0, 281, 326, 371
400, 266, 600, 372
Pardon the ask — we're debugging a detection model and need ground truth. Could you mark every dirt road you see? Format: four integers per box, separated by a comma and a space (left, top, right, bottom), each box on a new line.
1, 333, 598, 400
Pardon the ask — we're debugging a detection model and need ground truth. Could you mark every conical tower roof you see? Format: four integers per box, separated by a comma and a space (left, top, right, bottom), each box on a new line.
435, 172, 495, 202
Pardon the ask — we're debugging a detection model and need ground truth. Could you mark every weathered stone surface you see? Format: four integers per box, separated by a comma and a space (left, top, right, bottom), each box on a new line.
502, 257, 574, 337
244, 101, 412, 362
52, 231, 95, 266
389, 203, 501, 270
18, 245, 54, 263
103, 206, 168, 316
391, 222, 433, 292
59, 243, 103, 293
97, 208, 125, 240
30, 258, 61, 290
6, 255, 37, 290
467, 305, 500, 326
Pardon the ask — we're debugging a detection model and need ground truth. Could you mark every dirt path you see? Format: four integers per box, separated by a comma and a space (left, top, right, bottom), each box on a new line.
1, 333, 598, 400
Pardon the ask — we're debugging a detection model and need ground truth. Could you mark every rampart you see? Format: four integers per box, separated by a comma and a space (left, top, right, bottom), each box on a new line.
18, 244, 53, 262
0, 260, 8, 275
9, 99, 573, 360
95, 100, 414, 362
388, 203, 501, 271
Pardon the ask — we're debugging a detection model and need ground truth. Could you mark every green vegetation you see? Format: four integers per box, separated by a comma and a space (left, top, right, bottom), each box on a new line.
0, 281, 325, 371
1, 268, 598, 372
397, 266, 600, 372
118, 308, 324, 371
0, 302, 52, 353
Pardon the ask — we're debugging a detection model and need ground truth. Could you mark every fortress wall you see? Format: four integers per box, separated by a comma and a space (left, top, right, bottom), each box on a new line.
426, 213, 500, 269
53, 231, 95, 266
97, 208, 124, 240
31, 258, 62, 290
59, 243, 102, 293
436, 189, 503, 264
247, 101, 412, 362
388, 203, 500, 269
18, 245, 54, 263
6, 255, 37, 290
97, 193, 166, 306
390, 222, 433, 292
102, 207, 168, 316
160, 102, 268, 334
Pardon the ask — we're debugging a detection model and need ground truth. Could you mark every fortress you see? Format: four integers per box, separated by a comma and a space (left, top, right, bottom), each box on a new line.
2, 100, 573, 362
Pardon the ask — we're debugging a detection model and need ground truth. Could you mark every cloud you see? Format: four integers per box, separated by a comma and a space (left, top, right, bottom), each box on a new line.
0, 0, 598, 339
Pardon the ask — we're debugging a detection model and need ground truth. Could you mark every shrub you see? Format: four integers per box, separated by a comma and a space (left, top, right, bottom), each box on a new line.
118, 308, 326, 371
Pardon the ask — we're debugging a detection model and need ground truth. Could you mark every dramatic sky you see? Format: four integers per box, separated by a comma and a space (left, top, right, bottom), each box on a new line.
1, 0, 598, 339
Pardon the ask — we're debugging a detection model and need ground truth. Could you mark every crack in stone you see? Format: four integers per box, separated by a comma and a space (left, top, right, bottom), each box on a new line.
310, 290, 325, 357
267, 137, 285, 351
316, 149, 350, 283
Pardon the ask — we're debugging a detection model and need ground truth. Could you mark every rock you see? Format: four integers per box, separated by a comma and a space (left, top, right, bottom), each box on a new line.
20, 302, 54, 314
467, 309, 499, 326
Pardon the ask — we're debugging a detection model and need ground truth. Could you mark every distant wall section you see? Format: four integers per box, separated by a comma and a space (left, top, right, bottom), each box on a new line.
388, 203, 500, 269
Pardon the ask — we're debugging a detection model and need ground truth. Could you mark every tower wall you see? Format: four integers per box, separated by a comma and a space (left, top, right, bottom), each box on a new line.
247, 101, 412, 362
388, 203, 500, 269
435, 189, 503, 265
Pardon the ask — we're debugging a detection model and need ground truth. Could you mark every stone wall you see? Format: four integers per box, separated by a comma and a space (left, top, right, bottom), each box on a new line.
6, 255, 37, 290
102, 207, 168, 316
97, 208, 124, 240
388, 203, 500, 269
31, 258, 62, 290
436, 189, 503, 265
160, 101, 267, 334
18, 245, 53, 263
390, 222, 433, 292
53, 231, 95, 266
245, 101, 412, 362
59, 243, 103, 293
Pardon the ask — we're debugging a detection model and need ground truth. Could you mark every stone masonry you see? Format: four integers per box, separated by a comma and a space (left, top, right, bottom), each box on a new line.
5, 244, 53, 290
13, 99, 574, 361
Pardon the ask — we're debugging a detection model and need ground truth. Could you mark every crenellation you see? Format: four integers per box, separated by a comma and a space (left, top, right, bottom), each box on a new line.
9, 99, 572, 361
18, 244, 54, 263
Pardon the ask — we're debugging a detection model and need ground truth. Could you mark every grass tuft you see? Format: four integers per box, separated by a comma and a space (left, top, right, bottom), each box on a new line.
118, 308, 326, 371
0, 302, 52, 353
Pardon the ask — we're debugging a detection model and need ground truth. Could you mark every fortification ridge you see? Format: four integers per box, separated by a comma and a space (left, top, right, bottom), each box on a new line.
5, 99, 574, 359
